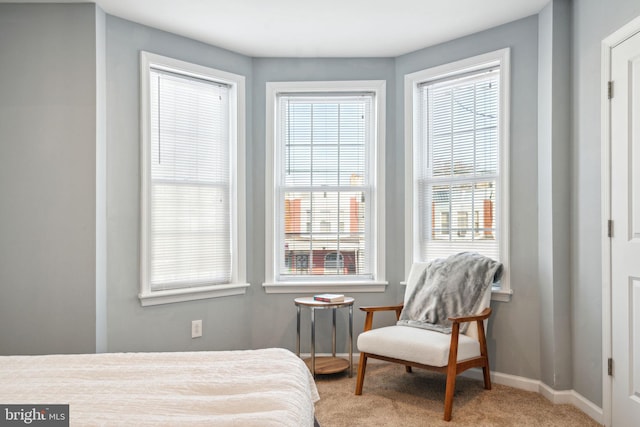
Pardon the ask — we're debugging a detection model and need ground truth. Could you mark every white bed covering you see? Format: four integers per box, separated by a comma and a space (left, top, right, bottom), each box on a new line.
0, 348, 319, 426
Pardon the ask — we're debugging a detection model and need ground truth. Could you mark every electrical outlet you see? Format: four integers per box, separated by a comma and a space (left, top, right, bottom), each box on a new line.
191, 320, 202, 338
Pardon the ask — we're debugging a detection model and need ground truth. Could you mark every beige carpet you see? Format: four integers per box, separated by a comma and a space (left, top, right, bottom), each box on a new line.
314, 363, 600, 426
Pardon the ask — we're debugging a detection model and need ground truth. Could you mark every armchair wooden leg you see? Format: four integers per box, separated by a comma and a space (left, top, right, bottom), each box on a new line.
478, 319, 491, 390
443, 363, 458, 421
355, 352, 368, 395
482, 359, 492, 390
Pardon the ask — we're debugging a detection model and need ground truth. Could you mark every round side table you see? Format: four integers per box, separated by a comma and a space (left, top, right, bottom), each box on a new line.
294, 296, 354, 378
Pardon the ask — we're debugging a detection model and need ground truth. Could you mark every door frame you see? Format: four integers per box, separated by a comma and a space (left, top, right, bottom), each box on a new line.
601, 15, 640, 427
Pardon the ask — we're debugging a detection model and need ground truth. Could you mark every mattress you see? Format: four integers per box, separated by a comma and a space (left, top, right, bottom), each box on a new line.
0, 347, 319, 426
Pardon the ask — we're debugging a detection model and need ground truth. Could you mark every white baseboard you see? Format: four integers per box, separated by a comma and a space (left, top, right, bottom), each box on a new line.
324, 353, 604, 425
537, 382, 604, 425
459, 368, 604, 425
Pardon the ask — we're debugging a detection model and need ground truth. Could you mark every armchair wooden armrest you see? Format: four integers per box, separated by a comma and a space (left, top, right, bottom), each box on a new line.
447, 307, 492, 353
448, 307, 492, 324
359, 304, 404, 331
359, 304, 404, 313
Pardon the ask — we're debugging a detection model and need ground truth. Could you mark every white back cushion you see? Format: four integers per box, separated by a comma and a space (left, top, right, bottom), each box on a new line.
403, 262, 430, 306
464, 285, 491, 340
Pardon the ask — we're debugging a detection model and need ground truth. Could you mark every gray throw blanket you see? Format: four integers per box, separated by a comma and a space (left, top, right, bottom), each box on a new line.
397, 252, 503, 334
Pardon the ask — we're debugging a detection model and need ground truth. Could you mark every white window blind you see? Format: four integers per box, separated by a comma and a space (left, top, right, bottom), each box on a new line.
417, 67, 501, 262
148, 68, 232, 291
276, 93, 374, 280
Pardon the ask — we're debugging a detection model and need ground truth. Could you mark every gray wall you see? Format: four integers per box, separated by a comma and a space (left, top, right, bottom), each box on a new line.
103, 14, 545, 370
96, 4, 108, 354
0, 4, 97, 355
538, 0, 573, 391
571, 0, 640, 407
105, 12, 399, 352
105, 16, 254, 352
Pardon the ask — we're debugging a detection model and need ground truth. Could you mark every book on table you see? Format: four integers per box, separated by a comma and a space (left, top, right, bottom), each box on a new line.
313, 293, 345, 303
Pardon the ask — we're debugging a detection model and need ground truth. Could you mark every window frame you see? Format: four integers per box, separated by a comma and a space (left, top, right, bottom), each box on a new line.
404, 49, 511, 301
139, 51, 248, 306
264, 80, 387, 294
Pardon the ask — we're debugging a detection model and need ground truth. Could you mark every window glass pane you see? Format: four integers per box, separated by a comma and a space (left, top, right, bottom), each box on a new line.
451, 85, 474, 133
428, 184, 451, 240
452, 131, 474, 176
312, 103, 339, 144
451, 183, 472, 238
432, 89, 452, 136
281, 190, 367, 277
312, 144, 339, 186
151, 184, 230, 289
285, 145, 311, 186
151, 72, 229, 183
431, 134, 452, 177
149, 69, 231, 290
277, 93, 373, 280
476, 127, 498, 175
286, 103, 312, 145
418, 69, 500, 263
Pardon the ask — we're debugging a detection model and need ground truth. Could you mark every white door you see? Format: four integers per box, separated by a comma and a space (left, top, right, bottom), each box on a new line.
611, 29, 640, 427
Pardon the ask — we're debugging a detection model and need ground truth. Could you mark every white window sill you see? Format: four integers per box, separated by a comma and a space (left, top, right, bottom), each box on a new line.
490, 287, 513, 302
399, 282, 512, 302
139, 283, 250, 306
262, 281, 388, 294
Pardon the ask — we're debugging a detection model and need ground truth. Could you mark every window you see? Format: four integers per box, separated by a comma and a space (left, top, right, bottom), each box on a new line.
324, 252, 345, 274
405, 49, 511, 300
457, 212, 468, 237
264, 81, 386, 293
441, 212, 450, 235
139, 52, 248, 306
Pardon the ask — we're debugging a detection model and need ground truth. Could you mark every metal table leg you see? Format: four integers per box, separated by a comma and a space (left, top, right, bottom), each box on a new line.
349, 304, 353, 377
332, 308, 337, 357
311, 307, 316, 378
296, 305, 301, 357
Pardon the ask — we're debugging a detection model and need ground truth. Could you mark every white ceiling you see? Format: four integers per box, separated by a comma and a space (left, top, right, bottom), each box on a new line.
8, 0, 549, 57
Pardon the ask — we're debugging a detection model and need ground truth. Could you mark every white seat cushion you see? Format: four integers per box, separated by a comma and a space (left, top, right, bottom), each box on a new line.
357, 325, 480, 367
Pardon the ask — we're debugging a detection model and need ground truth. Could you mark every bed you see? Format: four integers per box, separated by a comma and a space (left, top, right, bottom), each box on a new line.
0, 347, 320, 426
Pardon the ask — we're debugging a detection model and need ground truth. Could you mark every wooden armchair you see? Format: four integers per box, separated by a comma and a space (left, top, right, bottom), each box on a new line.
354, 263, 493, 421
